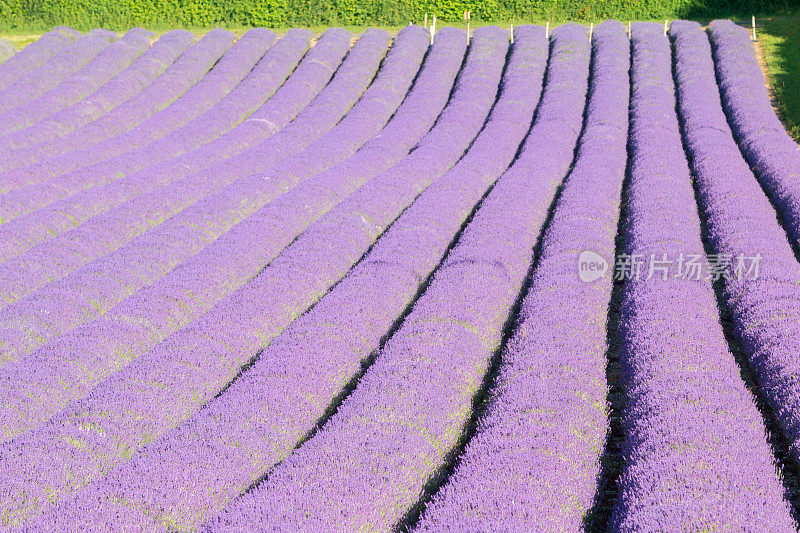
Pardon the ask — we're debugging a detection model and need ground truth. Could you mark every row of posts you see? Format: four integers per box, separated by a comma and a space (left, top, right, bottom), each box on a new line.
414, 14, 759, 44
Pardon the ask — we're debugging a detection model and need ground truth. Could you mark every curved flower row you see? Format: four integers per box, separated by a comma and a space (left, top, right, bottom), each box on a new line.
0, 28, 116, 115
0, 28, 153, 136
0, 30, 373, 310
0, 27, 264, 191
0, 28, 398, 367
0, 29, 314, 258
206, 23, 587, 531
706, 20, 800, 465
0, 24, 443, 439
0, 26, 506, 528
0, 29, 194, 151
607, 21, 793, 530
675, 15, 800, 516
0, 27, 80, 91
708, 20, 800, 251
414, 20, 629, 531
25, 23, 517, 530
15, 25, 467, 531
0, 27, 251, 184
0, 28, 233, 175
703, 24, 800, 471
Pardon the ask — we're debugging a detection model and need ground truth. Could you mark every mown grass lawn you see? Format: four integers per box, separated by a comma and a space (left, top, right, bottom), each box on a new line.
760, 13, 800, 141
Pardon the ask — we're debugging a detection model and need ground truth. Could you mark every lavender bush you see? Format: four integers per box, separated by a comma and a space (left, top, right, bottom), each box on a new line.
0, 29, 233, 173
0, 25, 504, 528
708, 20, 800, 252
0, 17, 798, 531
206, 23, 588, 531
0, 28, 116, 114
0, 29, 365, 299
0, 29, 314, 262
415, 20, 629, 531
0, 25, 433, 438
0, 27, 80, 90
30, 24, 539, 531
0, 30, 194, 151
607, 21, 794, 530
0, 27, 264, 190
671, 16, 800, 518
0, 28, 394, 364
0, 28, 153, 136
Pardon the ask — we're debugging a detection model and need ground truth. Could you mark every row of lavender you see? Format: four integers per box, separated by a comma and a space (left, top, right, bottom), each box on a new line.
2, 19, 800, 530
416, 20, 629, 531
0, 22, 484, 526
0, 28, 359, 358
0, 24, 402, 524
0, 21, 549, 527
420, 21, 800, 530
6, 20, 568, 528
21, 24, 523, 530
208, 21, 589, 531
0, 24, 450, 441
0, 28, 385, 360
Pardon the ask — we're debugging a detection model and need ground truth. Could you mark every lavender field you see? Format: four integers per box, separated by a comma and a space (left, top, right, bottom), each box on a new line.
0, 18, 798, 531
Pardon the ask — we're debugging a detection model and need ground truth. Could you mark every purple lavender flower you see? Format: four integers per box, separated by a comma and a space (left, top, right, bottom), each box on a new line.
205, 23, 588, 531
607, 21, 794, 530
0, 28, 154, 136
0, 29, 194, 151
0, 18, 797, 532
0, 28, 116, 114
415, 20, 628, 531
0, 27, 79, 90
0, 25, 506, 529
0, 25, 433, 439
0, 28, 395, 367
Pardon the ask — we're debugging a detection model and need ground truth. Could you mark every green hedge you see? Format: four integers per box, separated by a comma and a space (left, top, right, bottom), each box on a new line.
0, 0, 795, 31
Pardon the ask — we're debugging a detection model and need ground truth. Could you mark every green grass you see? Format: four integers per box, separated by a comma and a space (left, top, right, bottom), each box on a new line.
760, 13, 800, 141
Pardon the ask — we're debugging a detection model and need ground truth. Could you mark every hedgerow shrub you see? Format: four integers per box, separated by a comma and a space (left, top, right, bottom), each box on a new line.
1, 0, 795, 30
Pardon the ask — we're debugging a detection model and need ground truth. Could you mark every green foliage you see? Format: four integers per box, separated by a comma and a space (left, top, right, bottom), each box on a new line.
0, 0, 795, 30
0, 0, 37, 28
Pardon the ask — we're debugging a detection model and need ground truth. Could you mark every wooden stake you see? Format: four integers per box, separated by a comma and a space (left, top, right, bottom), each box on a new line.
464, 10, 470, 45
664, 19, 668, 36
424, 13, 428, 28
510, 24, 514, 44
545, 21, 549, 39
752, 15, 757, 41
628, 20, 631, 38
589, 22, 593, 41
431, 15, 436, 44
